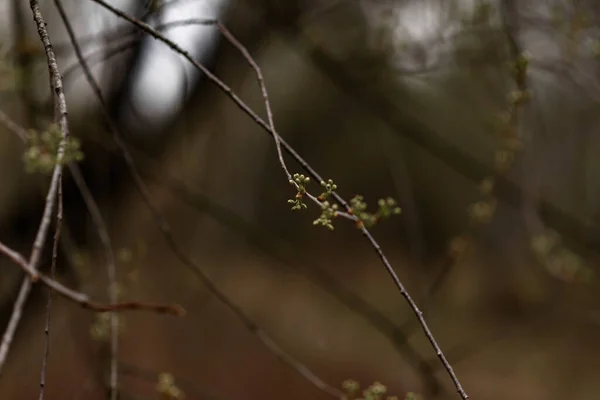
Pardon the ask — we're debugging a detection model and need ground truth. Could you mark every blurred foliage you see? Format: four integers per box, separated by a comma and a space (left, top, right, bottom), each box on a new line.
22, 124, 83, 173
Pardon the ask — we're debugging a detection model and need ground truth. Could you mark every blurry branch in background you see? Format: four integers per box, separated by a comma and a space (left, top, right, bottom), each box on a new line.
53, 1, 121, 397
11, 0, 38, 124
120, 361, 227, 400
0, 235, 185, 317
499, 0, 595, 284
55, 1, 344, 397
87, 0, 469, 398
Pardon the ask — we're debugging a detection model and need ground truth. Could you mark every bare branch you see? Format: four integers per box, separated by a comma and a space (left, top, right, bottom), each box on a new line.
39, 166, 63, 400
0, 108, 29, 141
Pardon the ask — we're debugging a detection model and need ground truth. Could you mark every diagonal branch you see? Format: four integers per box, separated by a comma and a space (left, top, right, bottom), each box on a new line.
0, 239, 184, 316
38, 163, 63, 400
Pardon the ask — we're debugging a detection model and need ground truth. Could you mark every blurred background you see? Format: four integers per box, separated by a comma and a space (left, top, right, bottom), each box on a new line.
1, 0, 600, 399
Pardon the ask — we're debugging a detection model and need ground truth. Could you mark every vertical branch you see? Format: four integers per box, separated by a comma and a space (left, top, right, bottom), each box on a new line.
39, 174, 63, 400
0, 0, 71, 377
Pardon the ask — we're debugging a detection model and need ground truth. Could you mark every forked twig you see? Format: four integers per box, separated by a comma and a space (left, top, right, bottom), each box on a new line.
0, 241, 184, 316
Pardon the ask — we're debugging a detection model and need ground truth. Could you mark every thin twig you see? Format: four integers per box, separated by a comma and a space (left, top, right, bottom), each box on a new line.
61, 18, 216, 83
0, 278, 33, 375
85, 2, 468, 397
39, 168, 63, 400
68, 163, 120, 400
56, 2, 341, 397
0, 241, 184, 316
216, 22, 290, 180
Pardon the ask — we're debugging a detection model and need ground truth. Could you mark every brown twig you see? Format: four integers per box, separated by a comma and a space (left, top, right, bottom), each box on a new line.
38, 165, 63, 400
